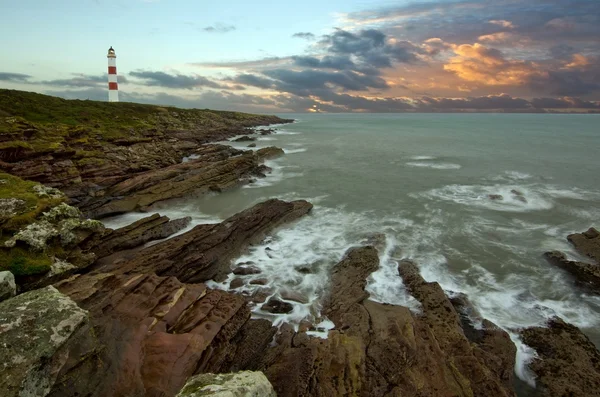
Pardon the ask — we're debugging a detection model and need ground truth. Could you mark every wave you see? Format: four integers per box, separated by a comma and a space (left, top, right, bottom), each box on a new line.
405, 161, 461, 170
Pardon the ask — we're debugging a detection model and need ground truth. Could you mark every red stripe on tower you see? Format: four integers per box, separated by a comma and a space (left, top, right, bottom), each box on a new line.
107, 46, 119, 102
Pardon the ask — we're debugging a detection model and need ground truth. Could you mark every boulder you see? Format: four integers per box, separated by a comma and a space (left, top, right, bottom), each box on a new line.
232, 136, 256, 142
261, 298, 294, 314
256, 147, 284, 160
176, 371, 276, 397
280, 289, 309, 304
233, 265, 262, 276
521, 317, 600, 397
488, 194, 504, 201
568, 227, 600, 263
230, 278, 245, 289
247, 143, 256, 148
249, 278, 268, 286
0, 286, 88, 397
0, 270, 16, 302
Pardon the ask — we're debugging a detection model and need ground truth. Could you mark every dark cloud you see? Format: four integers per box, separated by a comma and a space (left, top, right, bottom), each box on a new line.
0, 72, 32, 82
260, 69, 389, 94
292, 32, 315, 40
202, 24, 236, 33
420, 94, 531, 110
40, 73, 128, 88
129, 70, 227, 89
292, 55, 356, 70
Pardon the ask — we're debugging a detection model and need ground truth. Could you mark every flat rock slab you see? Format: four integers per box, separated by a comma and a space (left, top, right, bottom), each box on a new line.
176, 371, 276, 397
0, 286, 88, 397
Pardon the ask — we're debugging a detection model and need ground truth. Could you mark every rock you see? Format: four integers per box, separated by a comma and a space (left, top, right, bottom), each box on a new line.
233, 265, 262, 276
93, 199, 313, 283
249, 278, 268, 286
230, 278, 245, 289
295, 265, 313, 274
544, 250, 600, 291
361, 233, 387, 252
568, 227, 600, 263
232, 135, 256, 142
0, 271, 16, 302
488, 194, 504, 201
0, 286, 88, 397
261, 298, 294, 314
256, 146, 284, 160
280, 289, 309, 304
521, 317, 600, 397
82, 213, 191, 260
176, 371, 276, 397
0, 198, 26, 221
510, 189, 524, 196
247, 143, 256, 148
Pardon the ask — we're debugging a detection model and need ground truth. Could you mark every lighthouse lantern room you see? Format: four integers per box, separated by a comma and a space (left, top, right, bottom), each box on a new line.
107, 47, 119, 102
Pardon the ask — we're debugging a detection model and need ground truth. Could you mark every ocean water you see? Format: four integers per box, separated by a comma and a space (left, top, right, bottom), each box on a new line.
104, 113, 600, 390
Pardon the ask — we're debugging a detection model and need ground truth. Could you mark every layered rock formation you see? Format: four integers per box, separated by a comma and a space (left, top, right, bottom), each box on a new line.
176, 371, 276, 397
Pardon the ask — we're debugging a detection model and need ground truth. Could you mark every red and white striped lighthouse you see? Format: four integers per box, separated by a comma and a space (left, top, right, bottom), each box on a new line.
107, 46, 119, 102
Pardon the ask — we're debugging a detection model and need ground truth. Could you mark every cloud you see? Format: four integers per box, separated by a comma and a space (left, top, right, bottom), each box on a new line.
444, 43, 541, 86
129, 70, 228, 89
202, 23, 236, 33
191, 57, 291, 70
40, 73, 129, 88
489, 20, 515, 29
292, 32, 315, 40
0, 72, 32, 82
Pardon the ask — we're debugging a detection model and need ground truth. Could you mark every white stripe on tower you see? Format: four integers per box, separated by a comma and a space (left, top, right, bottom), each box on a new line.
107, 46, 119, 102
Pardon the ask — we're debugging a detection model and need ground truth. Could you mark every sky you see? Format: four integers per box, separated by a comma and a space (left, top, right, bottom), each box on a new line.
1, 0, 599, 112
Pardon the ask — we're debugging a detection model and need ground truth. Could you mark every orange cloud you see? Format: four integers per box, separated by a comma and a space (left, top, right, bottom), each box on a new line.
565, 54, 592, 69
478, 32, 515, 43
444, 43, 542, 86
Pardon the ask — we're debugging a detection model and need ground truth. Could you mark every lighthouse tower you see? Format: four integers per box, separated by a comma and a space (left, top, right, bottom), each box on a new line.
107, 47, 119, 102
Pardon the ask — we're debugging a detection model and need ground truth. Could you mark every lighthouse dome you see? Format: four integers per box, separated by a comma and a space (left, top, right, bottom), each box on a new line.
107, 47, 116, 58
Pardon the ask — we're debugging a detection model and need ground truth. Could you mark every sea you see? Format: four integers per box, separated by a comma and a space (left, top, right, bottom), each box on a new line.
103, 113, 600, 393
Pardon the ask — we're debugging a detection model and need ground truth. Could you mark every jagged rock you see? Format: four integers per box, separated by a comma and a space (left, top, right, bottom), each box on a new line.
232, 136, 256, 142
176, 371, 276, 397
93, 199, 313, 283
568, 227, 600, 262
544, 250, 600, 291
83, 213, 191, 260
0, 286, 88, 397
83, 145, 280, 218
49, 272, 250, 397
0, 270, 16, 301
261, 298, 294, 314
232, 265, 262, 275
488, 194, 504, 200
521, 317, 600, 396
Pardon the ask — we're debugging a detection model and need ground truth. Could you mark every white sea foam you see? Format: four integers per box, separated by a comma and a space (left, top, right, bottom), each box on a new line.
283, 148, 307, 154
405, 161, 461, 170
243, 160, 303, 189
409, 155, 436, 160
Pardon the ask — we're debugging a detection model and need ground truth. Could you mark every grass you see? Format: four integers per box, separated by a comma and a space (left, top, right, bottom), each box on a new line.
0, 246, 52, 276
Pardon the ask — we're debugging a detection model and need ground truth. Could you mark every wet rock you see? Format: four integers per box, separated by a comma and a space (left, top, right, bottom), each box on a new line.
0, 271, 16, 302
488, 194, 504, 201
232, 135, 256, 142
232, 265, 262, 276
521, 317, 600, 397
361, 233, 387, 252
0, 286, 88, 397
249, 278, 268, 286
510, 189, 524, 196
249, 289, 272, 303
568, 227, 600, 263
261, 298, 294, 314
176, 371, 276, 397
259, 128, 276, 135
256, 146, 284, 160
280, 289, 309, 304
295, 265, 313, 274
247, 143, 256, 148
93, 199, 313, 283
544, 250, 600, 291
230, 278, 245, 290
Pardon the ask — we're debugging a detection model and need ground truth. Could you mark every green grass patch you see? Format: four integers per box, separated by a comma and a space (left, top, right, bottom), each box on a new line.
0, 247, 52, 276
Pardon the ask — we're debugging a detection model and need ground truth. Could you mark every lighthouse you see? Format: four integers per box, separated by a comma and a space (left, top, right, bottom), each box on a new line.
107, 46, 119, 102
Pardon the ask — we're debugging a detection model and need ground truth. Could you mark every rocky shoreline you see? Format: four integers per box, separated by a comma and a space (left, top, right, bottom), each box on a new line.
1, 90, 600, 396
